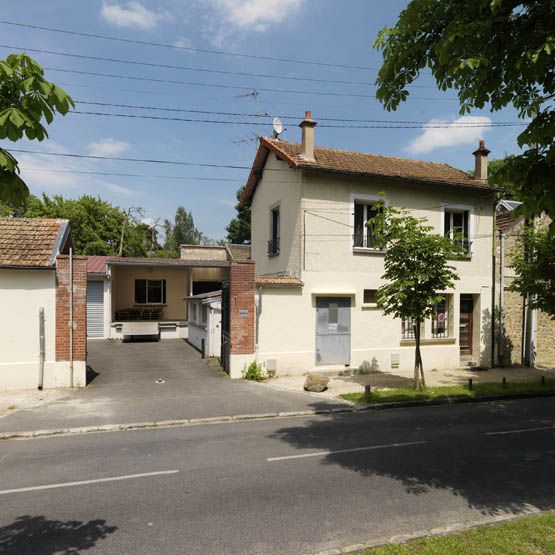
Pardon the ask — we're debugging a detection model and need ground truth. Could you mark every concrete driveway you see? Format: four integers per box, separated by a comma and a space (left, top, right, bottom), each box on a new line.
0, 339, 347, 434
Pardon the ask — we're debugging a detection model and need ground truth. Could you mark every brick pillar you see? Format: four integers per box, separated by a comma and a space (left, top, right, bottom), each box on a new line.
229, 260, 255, 355
56, 255, 87, 362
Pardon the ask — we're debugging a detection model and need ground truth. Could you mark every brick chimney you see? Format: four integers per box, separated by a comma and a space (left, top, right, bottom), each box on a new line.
472, 139, 491, 181
299, 110, 317, 161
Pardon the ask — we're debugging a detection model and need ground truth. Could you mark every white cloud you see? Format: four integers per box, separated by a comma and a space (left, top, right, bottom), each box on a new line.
103, 182, 135, 196
174, 37, 193, 49
205, 0, 305, 46
87, 138, 130, 157
405, 116, 492, 155
101, 2, 166, 29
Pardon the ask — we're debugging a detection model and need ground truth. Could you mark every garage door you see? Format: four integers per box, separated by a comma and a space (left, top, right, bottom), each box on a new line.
87, 281, 104, 338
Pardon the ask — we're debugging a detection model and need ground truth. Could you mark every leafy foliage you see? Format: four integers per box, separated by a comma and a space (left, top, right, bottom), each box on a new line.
242, 360, 267, 381
0, 53, 74, 203
510, 220, 555, 318
226, 186, 251, 244
373, 0, 555, 219
2, 194, 152, 256
162, 206, 204, 256
369, 199, 465, 389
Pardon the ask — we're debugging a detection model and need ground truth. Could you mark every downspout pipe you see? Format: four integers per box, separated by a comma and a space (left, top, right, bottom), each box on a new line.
38, 307, 45, 390
69, 247, 74, 387
498, 229, 505, 367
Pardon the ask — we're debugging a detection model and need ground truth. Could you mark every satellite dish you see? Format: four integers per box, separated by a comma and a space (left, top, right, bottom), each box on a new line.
272, 117, 283, 138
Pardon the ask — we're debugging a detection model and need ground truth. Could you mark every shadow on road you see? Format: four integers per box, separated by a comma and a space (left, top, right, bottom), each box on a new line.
0, 515, 117, 554
270, 402, 555, 516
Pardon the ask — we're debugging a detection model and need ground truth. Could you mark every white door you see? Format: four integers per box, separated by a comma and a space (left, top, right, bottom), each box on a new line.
87, 281, 104, 338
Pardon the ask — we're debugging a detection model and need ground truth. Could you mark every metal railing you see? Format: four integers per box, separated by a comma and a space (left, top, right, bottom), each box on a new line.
267, 237, 280, 256
402, 318, 417, 340
353, 231, 379, 249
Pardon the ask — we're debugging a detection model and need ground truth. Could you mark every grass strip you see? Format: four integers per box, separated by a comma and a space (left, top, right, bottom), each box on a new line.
359, 511, 555, 554
340, 380, 555, 405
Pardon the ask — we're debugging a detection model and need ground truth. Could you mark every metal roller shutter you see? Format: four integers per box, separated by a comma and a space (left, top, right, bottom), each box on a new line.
87, 281, 104, 338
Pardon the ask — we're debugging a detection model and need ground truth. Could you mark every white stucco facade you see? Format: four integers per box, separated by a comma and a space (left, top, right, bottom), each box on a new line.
0, 269, 86, 390
252, 152, 495, 377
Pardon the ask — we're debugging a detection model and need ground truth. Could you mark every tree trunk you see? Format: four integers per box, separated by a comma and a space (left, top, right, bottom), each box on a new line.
414, 318, 425, 390
118, 215, 127, 257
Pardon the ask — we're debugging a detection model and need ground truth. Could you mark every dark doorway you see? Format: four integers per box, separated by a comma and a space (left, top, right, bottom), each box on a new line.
459, 295, 474, 356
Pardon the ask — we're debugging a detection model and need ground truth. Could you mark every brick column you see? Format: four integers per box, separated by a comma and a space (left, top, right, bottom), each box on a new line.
229, 260, 255, 355
56, 255, 87, 362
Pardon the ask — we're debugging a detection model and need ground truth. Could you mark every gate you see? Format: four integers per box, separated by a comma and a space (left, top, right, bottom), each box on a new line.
220, 279, 230, 374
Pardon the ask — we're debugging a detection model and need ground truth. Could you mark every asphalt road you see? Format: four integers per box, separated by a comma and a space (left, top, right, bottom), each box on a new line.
1, 397, 555, 555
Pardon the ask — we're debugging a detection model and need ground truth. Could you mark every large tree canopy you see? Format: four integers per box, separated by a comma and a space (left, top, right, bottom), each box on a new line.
0, 53, 74, 204
374, 0, 555, 218
226, 186, 251, 244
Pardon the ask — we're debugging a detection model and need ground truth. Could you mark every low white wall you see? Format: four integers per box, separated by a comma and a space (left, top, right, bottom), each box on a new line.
188, 322, 207, 353
110, 322, 188, 340
0, 361, 86, 391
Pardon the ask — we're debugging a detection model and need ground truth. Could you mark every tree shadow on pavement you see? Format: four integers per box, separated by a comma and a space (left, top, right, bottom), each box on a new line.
270, 405, 555, 517
0, 515, 117, 555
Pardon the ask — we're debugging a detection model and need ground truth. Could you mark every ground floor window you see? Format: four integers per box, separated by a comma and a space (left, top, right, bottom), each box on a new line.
431, 296, 448, 338
135, 279, 167, 304
402, 317, 417, 339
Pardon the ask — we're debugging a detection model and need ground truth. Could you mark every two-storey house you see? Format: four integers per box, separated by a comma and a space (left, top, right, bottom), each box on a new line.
241, 112, 496, 377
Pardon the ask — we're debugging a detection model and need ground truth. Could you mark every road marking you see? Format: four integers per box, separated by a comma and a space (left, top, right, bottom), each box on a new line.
486, 425, 555, 436
0, 469, 179, 496
267, 440, 427, 462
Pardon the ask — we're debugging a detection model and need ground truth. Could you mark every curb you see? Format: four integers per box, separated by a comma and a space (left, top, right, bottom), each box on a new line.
1, 391, 554, 441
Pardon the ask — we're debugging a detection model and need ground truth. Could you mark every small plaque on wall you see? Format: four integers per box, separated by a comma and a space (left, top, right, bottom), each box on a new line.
239, 310, 249, 317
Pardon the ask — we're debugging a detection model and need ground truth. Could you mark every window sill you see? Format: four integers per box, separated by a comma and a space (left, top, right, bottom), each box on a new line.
267, 252, 280, 258
353, 247, 385, 255
361, 303, 379, 310
400, 337, 456, 347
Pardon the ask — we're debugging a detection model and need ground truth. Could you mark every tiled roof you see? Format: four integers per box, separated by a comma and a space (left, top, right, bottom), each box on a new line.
241, 138, 493, 204
255, 275, 304, 287
0, 217, 69, 268
227, 244, 251, 261
496, 210, 523, 233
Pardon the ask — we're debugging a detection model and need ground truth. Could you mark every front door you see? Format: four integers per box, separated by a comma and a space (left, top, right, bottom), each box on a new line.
459, 295, 474, 356
315, 297, 351, 365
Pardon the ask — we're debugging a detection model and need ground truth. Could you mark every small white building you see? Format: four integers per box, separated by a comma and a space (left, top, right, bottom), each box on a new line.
0, 218, 87, 390
186, 290, 222, 357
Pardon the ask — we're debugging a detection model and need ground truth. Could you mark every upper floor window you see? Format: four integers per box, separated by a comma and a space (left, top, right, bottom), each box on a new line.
444, 209, 471, 254
135, 279, 166, 305
268, 206, 280, 257
353, 201, 382, 249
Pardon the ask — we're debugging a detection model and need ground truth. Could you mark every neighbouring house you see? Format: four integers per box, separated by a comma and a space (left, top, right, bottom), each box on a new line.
238, 111, 497, 376
495, 203, 555, 368
186, 290, 222, 357
0, 218, 87, 390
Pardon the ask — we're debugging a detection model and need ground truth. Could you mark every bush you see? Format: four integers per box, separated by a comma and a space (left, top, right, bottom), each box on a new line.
242, 361, 267, 381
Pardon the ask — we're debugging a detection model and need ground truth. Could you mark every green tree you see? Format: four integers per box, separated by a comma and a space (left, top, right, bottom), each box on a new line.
369, 200, 465, 389
163, 206, 204, 256
510, 221, 555, 317
373, 0, 555, 219
0, 53, 74, 204
226, 186, 251, 244
22, 194, 150, 256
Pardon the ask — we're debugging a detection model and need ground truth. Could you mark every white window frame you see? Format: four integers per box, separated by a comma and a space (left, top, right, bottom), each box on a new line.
350, 193, 386, 252
440, 203, 474, 256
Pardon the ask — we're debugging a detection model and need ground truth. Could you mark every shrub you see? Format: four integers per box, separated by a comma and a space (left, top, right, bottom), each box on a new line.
243, 361, 267, 381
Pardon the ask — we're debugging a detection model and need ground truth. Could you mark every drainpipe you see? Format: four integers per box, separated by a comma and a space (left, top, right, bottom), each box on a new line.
498, 229, 505, 366
69, 247, 74, 387
38, 307, 45, 390
255, 285, 263, 350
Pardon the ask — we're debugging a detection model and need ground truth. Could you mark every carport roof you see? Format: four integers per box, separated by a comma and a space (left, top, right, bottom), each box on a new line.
87, 255, 229, 275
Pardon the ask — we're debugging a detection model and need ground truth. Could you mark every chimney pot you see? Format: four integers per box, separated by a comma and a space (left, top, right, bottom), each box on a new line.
299, 110, 317, 162
472, 139, 491, 181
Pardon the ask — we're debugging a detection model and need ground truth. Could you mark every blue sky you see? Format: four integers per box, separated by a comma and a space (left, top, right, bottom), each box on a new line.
3, 0, 524, 240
